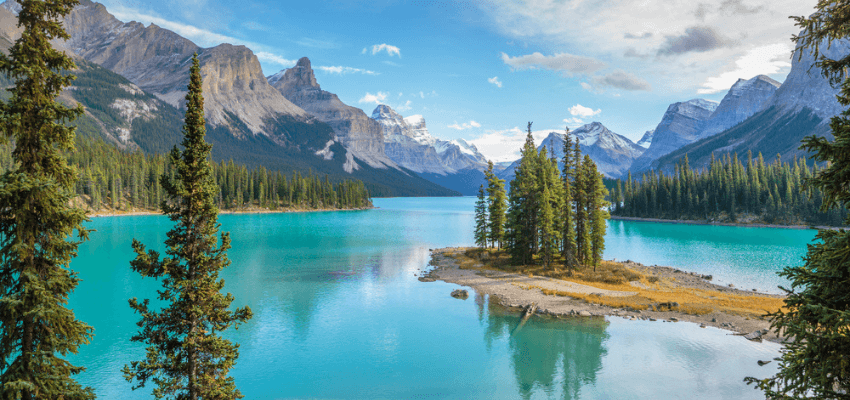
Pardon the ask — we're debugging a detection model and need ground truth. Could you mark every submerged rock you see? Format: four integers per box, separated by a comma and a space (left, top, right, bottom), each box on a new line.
450, 289, 469, 299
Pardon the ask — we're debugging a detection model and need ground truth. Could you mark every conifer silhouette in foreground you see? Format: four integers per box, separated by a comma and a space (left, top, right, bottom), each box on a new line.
0, 0, 95, 398
123, 54, 253, 400
746, 1, 850, 397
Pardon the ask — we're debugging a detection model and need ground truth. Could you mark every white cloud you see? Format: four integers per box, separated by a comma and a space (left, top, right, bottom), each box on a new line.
448, 121, 482, 130
358, 91, 389, 104
106, 6, 294, 67
316, 66, 379, 75
396, 100, 413, 112
476, 0, 816, 93
467, 127, 561, 162
569, 104, 601, 118
501, 52, 607, 75
563, 117, 585, 127
364, 44, 401, 57
698, 42, 792, 93
255, 52, 296, 67
488, 76, 503, 88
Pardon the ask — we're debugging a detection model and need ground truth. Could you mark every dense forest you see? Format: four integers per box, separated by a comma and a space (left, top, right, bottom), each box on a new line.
0, 136, 373, 213
477, 125, 609, 270
611, 152, 848, 226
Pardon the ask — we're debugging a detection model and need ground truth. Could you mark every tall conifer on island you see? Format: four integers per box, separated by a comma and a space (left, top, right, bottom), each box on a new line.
485, 160, 507, 249
747, 3, 850, 397
561, 129, 577, 272
507, 123, 539, 265
0, 0, 95, 398
573, 141, 589, 266
123, 54, 253, 400
475, 184, 489, 248
587, 158, 609, 270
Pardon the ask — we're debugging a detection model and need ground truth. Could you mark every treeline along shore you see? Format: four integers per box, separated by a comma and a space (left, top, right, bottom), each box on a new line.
0, 136, 374, 214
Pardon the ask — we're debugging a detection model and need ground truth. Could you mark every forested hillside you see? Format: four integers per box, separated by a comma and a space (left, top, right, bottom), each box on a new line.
0, 137, 372, 213
611, 152, 848, 226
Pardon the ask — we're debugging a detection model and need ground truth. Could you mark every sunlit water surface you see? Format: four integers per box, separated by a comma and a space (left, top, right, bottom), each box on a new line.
67, 197, 803, 399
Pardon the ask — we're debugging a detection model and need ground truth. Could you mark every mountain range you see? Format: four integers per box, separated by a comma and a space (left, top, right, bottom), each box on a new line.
0, 0, 458, 197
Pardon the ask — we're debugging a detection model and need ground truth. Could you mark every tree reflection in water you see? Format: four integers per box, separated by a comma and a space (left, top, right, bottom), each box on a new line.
478, 294, 609, 399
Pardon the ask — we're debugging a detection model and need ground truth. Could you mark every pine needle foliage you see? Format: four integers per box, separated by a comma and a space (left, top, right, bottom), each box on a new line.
746, 2, 850, 398
0, 0, 95, 398
475, 184, 488, 248
123, 54, 253, 400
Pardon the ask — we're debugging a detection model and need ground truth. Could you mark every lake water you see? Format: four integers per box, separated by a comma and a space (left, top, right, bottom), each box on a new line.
67, 197, 806, 399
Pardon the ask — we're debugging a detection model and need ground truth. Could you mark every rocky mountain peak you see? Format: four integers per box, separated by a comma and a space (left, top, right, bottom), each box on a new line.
372, 104, 404, 123
637, 129, 654, 148
701, 74, 780, 138
404, 114, 426, 129
766, 34, 850, 119
268, 56, 319, 89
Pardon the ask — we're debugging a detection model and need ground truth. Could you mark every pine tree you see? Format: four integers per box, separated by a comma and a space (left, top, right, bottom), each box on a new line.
0, 0, 96, 398
474, 184, 489, 248
485, 160, 507, 249
574, 144, 589, 265
506, 123, 539, 265
539, 183, 556, 269
123, 54, 253, 400
561, 130, 577, 272
588, 160, 609, 270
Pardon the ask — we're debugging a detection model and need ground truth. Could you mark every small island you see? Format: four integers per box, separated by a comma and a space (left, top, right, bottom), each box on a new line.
424, 247, 785, 342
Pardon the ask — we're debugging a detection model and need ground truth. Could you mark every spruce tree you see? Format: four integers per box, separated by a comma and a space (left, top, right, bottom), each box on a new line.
507, 123, 539, 265
0, 0, 96, 398
538, 184, 556, 269
587, 159, 609, 270
574, 143, 589, 265
747, 3, 850, 397
474, 184, 489, 248
485, 160, 507, 249
123, 54, 253, 400
561, 130, 577, 272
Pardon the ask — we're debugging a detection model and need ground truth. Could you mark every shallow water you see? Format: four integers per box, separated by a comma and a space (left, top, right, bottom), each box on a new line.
66, 197, 795, 399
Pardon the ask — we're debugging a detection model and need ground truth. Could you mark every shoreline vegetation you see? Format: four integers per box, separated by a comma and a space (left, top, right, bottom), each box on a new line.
84, 204, 374, 218
609, 215, 844, 230
425, 247, 785, 343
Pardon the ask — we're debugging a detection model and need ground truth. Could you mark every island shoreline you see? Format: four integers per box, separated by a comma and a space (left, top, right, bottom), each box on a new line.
609, 215, 842, 230
424, 247, 785, 343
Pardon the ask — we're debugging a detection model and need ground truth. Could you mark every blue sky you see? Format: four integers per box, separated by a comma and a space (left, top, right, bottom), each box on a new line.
99, 0, 816, 162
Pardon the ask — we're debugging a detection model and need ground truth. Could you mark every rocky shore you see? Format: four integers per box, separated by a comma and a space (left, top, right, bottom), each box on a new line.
422, 247, 785, 343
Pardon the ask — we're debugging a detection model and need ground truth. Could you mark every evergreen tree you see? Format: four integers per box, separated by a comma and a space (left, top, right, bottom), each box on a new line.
747, 3, 850, 397
538, 183, 556, 269
485, 160, 507, 249
506, 123, 539, 265
123, 55, 253, 400
561, 130, 577, 272
574, 144, 589, 265
0, 0, 96, 398
475, 184, 489, 248
587, 160, 609, 270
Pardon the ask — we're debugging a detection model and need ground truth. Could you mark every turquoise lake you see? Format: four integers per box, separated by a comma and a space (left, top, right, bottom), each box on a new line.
67, 197, 812, 399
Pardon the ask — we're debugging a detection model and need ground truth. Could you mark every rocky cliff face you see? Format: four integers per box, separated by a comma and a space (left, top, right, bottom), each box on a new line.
637, 129, 654, 148
701, 75, 781, 137
499, 122, 644, 182
766, 36, 850, 119
648, 34, 848, 174
5, 0, 311, 139
269, 57, 396, 169
629, 98, 718, 173
372, 104, 488, 175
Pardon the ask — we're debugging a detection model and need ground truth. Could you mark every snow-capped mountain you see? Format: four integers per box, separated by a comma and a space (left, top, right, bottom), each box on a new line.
371, 105, 489, 195
637, 129, 654, 148
650, 33, 849, 174
700, 75, 781, 138
629, 98, 719, 173
498, 122, 645, 183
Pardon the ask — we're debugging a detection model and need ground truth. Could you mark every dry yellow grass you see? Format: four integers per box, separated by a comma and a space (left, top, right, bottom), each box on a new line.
445, 248, 784, 318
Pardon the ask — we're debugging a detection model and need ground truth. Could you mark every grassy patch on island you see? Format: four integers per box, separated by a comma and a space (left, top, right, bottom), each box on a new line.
442, 248, 785, 318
